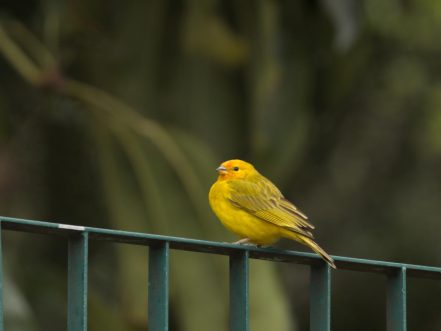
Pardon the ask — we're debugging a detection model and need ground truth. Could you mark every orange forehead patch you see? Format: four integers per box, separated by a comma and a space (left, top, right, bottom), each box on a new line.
222, 160, 234, 168
222, 159, 246, 169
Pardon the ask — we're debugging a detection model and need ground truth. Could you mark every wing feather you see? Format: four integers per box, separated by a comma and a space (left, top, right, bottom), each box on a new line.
227, 176, 315, 238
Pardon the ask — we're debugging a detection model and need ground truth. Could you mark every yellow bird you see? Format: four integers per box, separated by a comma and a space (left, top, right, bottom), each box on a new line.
209, 159, 336, 269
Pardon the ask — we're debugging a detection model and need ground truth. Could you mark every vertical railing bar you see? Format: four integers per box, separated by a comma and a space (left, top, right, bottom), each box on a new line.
148, 241, 170, 331
67, 231, 89, 331
229, 250, 249, 331
387, 267, 407, 331
0, 222, 4, 331
310, 263, 332, 331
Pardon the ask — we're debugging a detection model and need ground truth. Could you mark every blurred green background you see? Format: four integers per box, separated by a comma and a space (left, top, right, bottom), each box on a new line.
1, 0, 441, 330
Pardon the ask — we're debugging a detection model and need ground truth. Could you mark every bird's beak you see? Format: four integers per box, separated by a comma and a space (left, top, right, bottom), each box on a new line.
216, 165, 227, 173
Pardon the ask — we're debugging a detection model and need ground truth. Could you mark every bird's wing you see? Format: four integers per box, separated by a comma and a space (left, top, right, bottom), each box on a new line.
227, 177, 315, 238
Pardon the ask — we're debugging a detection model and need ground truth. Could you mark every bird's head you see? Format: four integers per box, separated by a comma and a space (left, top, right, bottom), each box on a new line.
215, 159, 258, 180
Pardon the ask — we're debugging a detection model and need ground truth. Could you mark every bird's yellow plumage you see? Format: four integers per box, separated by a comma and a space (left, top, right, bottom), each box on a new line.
209, 159, 336, 268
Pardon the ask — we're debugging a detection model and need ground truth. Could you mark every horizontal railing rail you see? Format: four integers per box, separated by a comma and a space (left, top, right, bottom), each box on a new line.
0, 216, 440, 331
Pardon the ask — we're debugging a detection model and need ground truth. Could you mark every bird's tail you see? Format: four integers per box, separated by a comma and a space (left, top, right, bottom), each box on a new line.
284, 231, 336, 269
300, 237, 336, 269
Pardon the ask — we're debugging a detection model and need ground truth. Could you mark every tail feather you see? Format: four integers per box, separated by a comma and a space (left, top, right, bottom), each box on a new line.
301, 237, 336, 269
284, 230, 336, 269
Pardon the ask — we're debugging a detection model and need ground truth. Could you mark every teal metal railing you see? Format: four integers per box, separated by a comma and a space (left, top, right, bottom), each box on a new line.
0, 216, 440, 331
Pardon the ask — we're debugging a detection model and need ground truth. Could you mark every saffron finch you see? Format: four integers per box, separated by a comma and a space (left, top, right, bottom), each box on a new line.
209, 159, 336, 268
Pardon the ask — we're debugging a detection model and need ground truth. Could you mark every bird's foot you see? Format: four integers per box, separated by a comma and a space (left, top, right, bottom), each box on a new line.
232, 238, 253, 245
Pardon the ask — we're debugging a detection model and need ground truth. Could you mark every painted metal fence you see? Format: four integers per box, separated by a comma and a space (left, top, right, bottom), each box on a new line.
0, 216, 440, 331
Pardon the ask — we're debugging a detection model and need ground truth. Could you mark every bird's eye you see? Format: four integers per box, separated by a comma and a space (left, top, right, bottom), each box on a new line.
233, 166, 239, 171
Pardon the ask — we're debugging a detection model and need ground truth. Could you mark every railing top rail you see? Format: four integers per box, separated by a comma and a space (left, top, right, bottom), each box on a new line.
1, 216, 440, 280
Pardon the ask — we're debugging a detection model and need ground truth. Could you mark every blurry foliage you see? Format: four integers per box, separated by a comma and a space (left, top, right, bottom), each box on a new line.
0, 0, 441, 330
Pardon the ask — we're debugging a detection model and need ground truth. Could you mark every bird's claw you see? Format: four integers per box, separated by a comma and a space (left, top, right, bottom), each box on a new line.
232, 238, 254, 245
